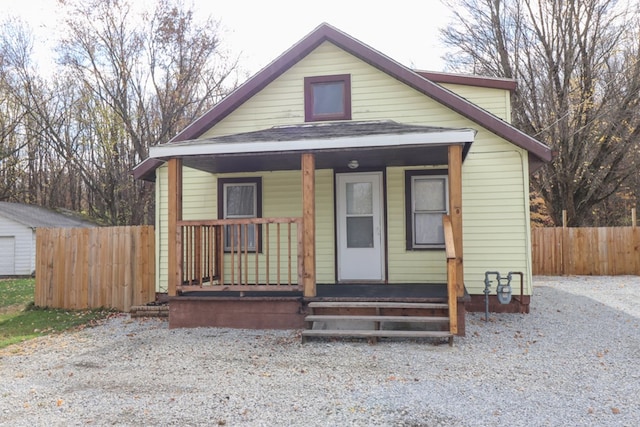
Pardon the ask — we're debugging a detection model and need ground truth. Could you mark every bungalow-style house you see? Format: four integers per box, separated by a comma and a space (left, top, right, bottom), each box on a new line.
0, 202, 96, 276
134, 23, 551, 341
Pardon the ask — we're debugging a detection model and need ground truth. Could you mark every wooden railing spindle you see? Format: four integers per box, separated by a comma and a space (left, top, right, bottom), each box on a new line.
266, 224, 270, 286
177, 218, 302, 292
288, 222, 292, 286
277, 223, 281, 286
233, 225, 238, 285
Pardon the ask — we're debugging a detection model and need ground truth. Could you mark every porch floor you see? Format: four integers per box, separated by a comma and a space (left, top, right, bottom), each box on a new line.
314, 283, 447, 301
177, 283, 448, 301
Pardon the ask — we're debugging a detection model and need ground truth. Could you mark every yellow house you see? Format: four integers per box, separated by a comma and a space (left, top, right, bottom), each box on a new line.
134, 23, 551, 341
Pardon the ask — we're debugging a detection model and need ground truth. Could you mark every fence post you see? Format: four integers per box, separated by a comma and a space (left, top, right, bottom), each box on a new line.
558, 210, 565, 275
633, 208, 640, 274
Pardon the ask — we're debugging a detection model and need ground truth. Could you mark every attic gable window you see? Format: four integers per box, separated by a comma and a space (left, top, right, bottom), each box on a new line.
304, 74, 351, 122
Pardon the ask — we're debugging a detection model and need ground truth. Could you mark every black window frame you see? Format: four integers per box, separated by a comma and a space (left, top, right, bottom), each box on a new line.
217, 177, 263, 253
405, 170, 449, 250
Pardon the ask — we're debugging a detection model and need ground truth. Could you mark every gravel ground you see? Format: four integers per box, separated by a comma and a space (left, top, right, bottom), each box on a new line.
1, 276, 639, 427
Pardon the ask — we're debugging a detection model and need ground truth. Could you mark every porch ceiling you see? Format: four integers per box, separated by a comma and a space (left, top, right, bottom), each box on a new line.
150, 120, 475, 175
180, 144, 464, 174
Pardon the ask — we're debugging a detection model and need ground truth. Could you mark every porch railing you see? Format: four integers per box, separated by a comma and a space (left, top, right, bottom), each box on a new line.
443, 215, 458, 335
177, 217, 303, 293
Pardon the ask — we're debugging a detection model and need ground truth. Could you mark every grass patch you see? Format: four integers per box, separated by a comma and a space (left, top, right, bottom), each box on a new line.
0, 277, 34, 307
0, 278, 115, 349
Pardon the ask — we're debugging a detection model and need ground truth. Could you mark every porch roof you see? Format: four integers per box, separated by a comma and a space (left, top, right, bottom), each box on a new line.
136, 121, 475, 179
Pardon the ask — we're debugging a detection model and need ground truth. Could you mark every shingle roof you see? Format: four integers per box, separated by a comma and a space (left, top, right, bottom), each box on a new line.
0, 202, 97, 228
178, 120, 473, 145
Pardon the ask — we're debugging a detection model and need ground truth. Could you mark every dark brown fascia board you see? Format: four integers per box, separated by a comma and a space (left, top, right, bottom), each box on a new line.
414, 70, 518, 92
132, 158, 164, 182
170, 22, 551, 164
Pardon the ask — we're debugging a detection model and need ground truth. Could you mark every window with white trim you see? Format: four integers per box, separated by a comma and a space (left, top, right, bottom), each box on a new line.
218, 178, 262, 252
405, 171, 448, 249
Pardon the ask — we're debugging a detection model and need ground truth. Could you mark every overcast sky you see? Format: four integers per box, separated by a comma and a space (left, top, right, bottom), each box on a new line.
1, 0, 453, 77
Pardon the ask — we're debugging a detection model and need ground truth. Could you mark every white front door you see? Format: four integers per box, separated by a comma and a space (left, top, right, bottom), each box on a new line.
336, 172, 385, 282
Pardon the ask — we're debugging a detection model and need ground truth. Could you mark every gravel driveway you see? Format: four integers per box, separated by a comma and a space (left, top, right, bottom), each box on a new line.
1, 276, 639, 426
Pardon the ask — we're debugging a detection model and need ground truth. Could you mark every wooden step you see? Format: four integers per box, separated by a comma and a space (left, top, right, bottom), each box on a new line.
305, 315, 449, 323
304, 301, 453, 345
307, 301, 448, 310
130, 305, 169, 318
301, 329, 452, 339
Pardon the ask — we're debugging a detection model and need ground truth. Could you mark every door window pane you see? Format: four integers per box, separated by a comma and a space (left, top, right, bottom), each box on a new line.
346, 182, 372, 215
346, 217, 374, 248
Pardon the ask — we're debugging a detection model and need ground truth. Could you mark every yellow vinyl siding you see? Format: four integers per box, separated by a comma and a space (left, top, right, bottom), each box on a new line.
182, 168, 216, 220
313, 170, 335, 282
437, 83, 511, 121
155, 40, 532, 295
462, 150, 531, 295
386, 166, 448, 283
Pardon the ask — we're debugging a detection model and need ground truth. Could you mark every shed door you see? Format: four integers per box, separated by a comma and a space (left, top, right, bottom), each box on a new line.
336, 172, 385, 282
0, 236, 15, 275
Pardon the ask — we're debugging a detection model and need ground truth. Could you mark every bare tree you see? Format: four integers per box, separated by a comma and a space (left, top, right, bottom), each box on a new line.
0, 18, 56, 205
54, 0, 238, 224
441, 0, 640, 226
0, 0, 238, 224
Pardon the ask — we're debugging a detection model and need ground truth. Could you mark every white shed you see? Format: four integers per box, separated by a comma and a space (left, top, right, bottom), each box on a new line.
0, 202, 96, 276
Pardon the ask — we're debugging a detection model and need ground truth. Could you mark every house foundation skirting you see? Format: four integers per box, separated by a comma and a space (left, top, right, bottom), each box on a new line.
168, 296, 306, 329
465, 294, 531, 314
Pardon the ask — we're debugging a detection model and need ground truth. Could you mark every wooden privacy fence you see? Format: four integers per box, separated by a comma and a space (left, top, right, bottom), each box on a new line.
531, 226, 640, 275
35, 226, 155, 312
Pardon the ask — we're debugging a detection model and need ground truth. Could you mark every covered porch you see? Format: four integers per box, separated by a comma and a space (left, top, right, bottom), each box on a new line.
152, 121, 473, 336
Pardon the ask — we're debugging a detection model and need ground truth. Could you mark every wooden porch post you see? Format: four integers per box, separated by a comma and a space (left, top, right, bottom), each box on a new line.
167, 158, 183, 297
301, 153, 316, 297
448, 145, 464, 297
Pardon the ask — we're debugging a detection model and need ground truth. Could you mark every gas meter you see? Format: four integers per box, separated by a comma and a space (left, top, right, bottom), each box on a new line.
496, 273, 513, 305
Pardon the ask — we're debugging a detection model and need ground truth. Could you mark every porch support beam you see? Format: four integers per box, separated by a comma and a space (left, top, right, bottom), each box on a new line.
301, 153, 316, 297
167, 158, 183, 297
448, 145, 464, 297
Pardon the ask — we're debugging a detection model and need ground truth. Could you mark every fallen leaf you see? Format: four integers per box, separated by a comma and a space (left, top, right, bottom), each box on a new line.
612, 407, 620, 414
